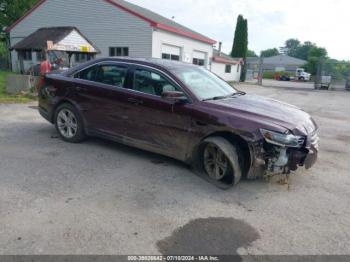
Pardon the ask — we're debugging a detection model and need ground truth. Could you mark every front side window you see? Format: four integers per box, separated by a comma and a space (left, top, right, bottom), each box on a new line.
133, 68, 178, 96
109, 47, 129, 57
171, 66, 237, 101
225, 65, 232, 73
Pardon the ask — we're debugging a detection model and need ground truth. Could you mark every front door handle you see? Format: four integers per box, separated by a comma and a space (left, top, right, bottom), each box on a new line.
76, 86, 87, 92
127, 98, 143, 105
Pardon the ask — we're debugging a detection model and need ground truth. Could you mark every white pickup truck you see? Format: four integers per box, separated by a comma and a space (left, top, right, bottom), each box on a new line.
296, 68, 311, 81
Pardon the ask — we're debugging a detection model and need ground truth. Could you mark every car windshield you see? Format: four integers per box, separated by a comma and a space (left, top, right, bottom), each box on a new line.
170, 66, 237, 101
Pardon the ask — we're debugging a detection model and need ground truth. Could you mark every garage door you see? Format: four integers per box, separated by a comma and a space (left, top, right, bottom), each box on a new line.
161, 44, 181, 61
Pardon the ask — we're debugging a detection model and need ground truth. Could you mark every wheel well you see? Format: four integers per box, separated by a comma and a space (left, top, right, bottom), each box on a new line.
193, 131, 252, 178
51, 100, 76, 122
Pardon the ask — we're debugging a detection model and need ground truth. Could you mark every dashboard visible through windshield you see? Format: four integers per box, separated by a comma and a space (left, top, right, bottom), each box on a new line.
170, 67, 237, 101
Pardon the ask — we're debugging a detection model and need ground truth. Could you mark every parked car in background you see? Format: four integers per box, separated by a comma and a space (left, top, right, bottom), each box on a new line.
38, 58, 319, 188
278, 74, 291, 81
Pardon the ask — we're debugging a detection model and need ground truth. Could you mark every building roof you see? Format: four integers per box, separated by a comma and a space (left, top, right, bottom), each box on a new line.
247, 55, 306, 66
212, 49, 242, 65
11, 27, 100, 53
246, 57, 259, 64
6, 0, 216, 45
263, 54, 307, 65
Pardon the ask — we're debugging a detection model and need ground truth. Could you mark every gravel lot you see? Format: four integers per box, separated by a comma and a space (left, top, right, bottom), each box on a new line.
0, 84, 350, 256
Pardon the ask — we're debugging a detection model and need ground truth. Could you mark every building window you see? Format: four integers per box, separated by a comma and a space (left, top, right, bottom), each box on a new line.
109, 47, 129, 57
36, 51, 45, 61
225, 65, 232, 73
162, 53, 180, 61
75, 53, 94, 63
19, 51, 32, 61
193, 58, 205, 66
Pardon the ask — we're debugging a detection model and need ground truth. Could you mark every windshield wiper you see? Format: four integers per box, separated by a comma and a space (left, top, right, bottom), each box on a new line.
202, 91, 246, 101
231, 91, 246, 96
202, 95, 230, 101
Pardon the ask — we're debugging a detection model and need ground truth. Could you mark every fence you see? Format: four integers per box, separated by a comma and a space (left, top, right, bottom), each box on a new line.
315, 60, 350, 90
6, 75, 40, 95
246, 57, 350, 91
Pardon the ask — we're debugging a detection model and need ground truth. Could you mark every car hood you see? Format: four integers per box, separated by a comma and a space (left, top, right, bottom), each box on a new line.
207, 94, 316, 135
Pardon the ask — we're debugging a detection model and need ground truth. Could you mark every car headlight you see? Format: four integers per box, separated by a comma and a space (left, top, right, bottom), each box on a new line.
260, 129, 305, 148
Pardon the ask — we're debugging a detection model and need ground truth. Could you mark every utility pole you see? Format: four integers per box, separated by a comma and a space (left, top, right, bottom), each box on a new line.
257, 55, 264, 86
315, 58, 323, 90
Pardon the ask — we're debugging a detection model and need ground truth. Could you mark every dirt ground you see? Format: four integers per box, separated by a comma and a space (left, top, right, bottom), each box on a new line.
0, 83, 349, 256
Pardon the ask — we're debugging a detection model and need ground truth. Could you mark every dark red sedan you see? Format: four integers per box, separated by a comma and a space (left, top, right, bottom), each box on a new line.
38, 58, 319, 188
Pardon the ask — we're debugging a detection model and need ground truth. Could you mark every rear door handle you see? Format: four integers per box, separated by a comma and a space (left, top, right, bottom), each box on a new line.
127, 98, 143, 105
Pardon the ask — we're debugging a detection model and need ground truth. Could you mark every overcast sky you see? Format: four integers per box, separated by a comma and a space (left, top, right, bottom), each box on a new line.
128, 0, 349, 60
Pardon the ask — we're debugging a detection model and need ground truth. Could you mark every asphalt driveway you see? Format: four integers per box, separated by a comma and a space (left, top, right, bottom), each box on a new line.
0, 85, 350, 256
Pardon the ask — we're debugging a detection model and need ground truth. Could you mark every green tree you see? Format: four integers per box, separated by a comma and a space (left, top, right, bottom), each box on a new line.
285, 38, 300, 57
247, 49, 257, 57
292, 41, 316, 60
260, 48, 279, 58
231, 15, 248, 81
0, 0, 39, 68
0, 0, 40, 31
305, 46, 328, 75
285, 38, 300, 50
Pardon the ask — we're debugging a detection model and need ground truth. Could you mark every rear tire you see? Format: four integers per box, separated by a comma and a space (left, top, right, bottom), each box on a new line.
201, 137, 242, 187
54, 103, 86, 143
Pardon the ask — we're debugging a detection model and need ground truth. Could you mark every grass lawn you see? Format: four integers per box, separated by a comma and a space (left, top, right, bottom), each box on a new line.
0, 71, 36, 103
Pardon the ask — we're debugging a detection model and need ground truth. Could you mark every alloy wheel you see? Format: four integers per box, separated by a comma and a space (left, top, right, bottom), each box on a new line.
203, 143, 229, 181
57, 109, 78, 139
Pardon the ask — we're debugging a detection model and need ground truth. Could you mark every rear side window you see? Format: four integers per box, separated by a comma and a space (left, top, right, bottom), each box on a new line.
95, 65, 128, 87
75, 65, 98, 81
74, 64, 128, 88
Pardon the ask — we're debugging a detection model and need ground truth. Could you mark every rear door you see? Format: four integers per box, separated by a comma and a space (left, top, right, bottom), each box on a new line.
123, 65, 193, 160
72, 62, 130, 136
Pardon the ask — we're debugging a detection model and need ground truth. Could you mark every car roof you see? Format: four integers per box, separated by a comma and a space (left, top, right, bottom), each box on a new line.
63, 57, 200, 78
92, 57, 198, 70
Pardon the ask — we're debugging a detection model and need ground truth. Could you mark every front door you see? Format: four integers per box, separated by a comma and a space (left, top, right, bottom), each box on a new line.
123, 66, 193, 161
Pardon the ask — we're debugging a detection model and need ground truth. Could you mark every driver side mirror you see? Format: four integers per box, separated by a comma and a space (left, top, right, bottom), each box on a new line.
161, 91, 188, 104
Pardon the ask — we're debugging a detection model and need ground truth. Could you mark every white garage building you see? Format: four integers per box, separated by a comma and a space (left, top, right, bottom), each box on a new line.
6, 0, 241, 81
212, 49, 243, 82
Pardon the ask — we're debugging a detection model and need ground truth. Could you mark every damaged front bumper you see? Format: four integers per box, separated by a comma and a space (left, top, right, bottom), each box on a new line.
247, 131, 319, 179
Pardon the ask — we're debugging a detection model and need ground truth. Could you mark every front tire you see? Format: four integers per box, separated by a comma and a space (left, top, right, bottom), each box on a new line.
201, 137, 242, 187
54, 103, 86, 143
